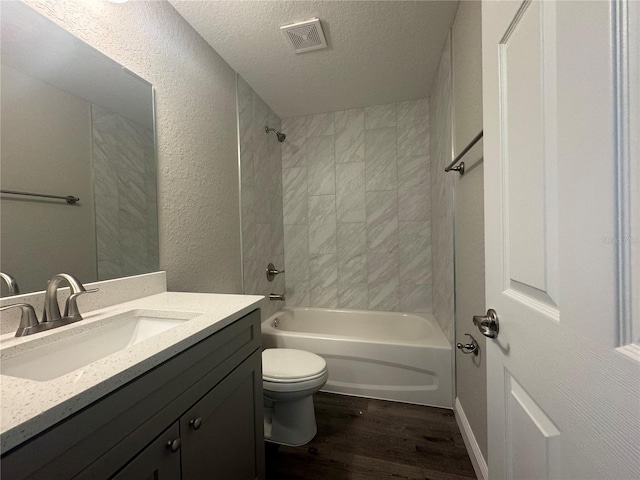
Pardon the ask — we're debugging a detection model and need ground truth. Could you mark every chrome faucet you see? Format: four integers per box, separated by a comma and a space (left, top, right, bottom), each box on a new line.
269, 293, 285, 301
43, 273, 97, 323
0, 273, 97, 337
0, 272, 20, 296
0, 303, 39, 337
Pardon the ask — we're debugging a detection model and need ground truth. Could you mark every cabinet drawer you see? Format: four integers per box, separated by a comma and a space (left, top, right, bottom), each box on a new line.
2, 309, 261, 480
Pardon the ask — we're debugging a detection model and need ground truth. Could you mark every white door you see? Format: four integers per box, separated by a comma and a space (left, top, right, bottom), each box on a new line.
481, 1, 640, 479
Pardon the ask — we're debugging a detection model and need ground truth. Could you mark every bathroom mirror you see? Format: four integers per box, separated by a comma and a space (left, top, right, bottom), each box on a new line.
0, 2, 158, 296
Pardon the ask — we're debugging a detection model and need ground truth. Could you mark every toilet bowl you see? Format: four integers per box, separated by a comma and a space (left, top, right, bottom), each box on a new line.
262, 348, 328, 446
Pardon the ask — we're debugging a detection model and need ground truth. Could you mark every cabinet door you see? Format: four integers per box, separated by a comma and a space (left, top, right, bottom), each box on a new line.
180, 350, 264, 480
111, 422, 181, 480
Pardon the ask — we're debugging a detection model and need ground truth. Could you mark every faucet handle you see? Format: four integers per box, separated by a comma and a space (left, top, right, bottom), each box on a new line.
266, 263, 285, 282
0, 303, 39, 337
64, 288, 98, 320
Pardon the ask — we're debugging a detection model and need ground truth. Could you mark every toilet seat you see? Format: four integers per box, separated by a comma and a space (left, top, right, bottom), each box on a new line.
262, 348, 327, 383
263, 370, 328, 394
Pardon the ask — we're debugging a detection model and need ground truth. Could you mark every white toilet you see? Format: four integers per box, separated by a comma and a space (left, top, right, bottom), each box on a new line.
262, 348, 328, 446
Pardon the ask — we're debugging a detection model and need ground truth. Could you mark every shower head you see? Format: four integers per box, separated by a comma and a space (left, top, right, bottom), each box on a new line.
265, 126, 286, 143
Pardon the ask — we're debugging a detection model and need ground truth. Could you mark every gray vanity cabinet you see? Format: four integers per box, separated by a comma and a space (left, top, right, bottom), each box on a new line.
1, 309, 265, 480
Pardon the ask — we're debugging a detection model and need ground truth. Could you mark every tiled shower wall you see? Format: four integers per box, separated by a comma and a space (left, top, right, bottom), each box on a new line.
281, 100, 432, 312
429, 35, 455, 343
237, 75, 285, 320
92, 104, 159, 281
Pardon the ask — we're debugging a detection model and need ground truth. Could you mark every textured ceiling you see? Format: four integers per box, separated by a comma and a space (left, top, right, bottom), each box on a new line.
170, 0, 459, 118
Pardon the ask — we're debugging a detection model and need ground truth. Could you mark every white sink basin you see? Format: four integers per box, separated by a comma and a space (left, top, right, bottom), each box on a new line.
1, 310, 201, 382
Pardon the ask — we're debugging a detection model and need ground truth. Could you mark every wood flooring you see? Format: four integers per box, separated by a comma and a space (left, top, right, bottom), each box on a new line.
265, 392, 477, 480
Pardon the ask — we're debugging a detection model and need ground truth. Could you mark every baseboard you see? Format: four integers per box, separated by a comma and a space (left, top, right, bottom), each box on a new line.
454, 398, 488, 480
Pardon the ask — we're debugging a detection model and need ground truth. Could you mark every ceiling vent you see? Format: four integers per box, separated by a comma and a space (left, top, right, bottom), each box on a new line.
281, 18, 328, 53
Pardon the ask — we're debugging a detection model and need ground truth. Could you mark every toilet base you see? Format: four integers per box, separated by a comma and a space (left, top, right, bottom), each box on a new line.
263, 395, 318, 446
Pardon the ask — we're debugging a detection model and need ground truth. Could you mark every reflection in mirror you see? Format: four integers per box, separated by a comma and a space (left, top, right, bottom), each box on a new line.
0, 1, 158, 297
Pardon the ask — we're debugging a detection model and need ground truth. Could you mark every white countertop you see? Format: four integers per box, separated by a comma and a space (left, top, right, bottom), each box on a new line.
0, 291, 265, 452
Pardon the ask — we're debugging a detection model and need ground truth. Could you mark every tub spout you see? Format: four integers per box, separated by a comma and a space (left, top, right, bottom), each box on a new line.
269, 293, 285, 301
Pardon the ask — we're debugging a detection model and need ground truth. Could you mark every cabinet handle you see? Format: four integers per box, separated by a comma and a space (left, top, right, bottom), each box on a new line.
166, 438, 181, 453
189, 417, 203, 430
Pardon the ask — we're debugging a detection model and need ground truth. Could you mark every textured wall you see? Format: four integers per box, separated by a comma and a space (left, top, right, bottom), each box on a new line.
451, 0, 487, 461
281, 100, 432, 313
0, 64, 97, 294
92, 105, 158, 281
430, 35, 455, 343
22, 0, 242, 293
237, 75, 284, 320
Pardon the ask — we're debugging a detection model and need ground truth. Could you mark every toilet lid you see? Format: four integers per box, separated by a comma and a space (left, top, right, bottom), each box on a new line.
262, 349, 327, 382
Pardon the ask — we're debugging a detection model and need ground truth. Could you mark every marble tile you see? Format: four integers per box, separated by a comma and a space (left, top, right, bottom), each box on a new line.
365, 128, 397, 191
241, 186, 256, 261
144, 149, 158, 206
98, 260, 122, 281
118, 167, 146, 215
338, 253, 367, 284
253, 188, 270, 224
95, 195, 120, 262
368, 278, 399, 312
309, 253, 338, 292
337, 222, 367, 256
367, 252, 399, 286
238, 80, 284, 302
277, 98, 436, 314
146, 203, 159, 269
119, 193, 146, 230
399, 283, 431, 313
308, 195, 337, 254
365, 103, 396, 129
120, 229, 148, 276
267, 142, 283, 195
284, 225, 309, 281
338, 283, 368, 309
256, 223, 273, 262
399, 221, 431, 285
271, 197, 285, 255
335, 108, 364, 163
336, 163, 365, 223
281, 116, 306, 169
237, 76, 253, 133
285, 281, 310, 307
366, 191, 398, 253
430, 36, 455, 342
397, 98, 430, 157
398, 155, 430, 189
91, 139, 119, 197
243, 260, 259, 294
255, 147, 277, 196
306, 112, 334, 137
309, 284, 338, 308
282, 167, 308, 225
398, 184, 430, 222
307, 136, 335, 195
252, 93, 269, 155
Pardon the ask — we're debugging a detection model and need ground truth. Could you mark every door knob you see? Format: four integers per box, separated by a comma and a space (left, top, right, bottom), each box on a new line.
473, 309, 499, 338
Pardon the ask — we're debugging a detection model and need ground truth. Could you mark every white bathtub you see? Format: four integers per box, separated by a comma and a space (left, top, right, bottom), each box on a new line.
262, 307, 452, 408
